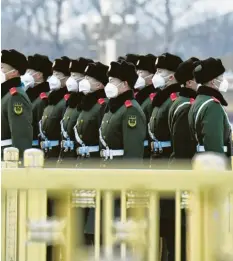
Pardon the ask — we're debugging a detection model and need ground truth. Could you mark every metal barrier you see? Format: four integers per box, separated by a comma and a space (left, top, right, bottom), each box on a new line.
1, 147, 233, 261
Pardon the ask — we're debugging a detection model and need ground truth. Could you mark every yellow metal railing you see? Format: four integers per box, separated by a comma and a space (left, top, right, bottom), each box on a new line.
1, 148, 233, 261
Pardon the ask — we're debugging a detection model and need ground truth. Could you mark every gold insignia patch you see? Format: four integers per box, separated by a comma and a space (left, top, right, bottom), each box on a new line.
128, 115, 137, 128
13, 103, 23, 115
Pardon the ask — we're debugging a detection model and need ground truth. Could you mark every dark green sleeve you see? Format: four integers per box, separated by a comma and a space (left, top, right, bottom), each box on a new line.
8, 94, 33, 154
172, 106, 195, 158
201, 102, 224, 153
122, 107, 146, 158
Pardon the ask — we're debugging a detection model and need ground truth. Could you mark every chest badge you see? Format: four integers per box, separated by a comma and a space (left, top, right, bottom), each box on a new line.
128, 115, 137, 128
13, 103, 23, 115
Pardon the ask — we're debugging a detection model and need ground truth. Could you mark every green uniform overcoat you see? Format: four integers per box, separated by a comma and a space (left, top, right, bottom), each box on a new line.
135, 84, 159, 158
168, 87, 197, 168
188, 85, 232, 169
1, 77, 33, 156
149, 83, 181, 161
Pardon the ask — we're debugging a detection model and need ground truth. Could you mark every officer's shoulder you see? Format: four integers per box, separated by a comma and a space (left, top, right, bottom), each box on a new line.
40, 92, 48, 100
9, 87, 23, 96
97, 98, 108, 106
124, 99, 142, 113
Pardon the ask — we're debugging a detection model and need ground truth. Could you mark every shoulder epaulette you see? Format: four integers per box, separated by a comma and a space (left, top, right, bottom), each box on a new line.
40, 92, 48, 100
190, 98, 195, 104
170, 93, 177, 101
150, 93, 157, 101
98, 98, 105, 105
124, 100, 133, 108
64, 94, 70, 101
10, 87, 17, 96
212, 96, 220, 103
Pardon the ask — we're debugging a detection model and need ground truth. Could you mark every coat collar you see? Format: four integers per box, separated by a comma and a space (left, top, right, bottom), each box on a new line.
108, 90, 134, 113
179, 87, 197, 99
197, 85, 228, 106
81, 89, 106, 111
152, 83, 181, 107
26, 82, 50, 102
135, 84, 158, 105
48, 87, 68, 105
67, 92, 84, 109
1, 77, 22, 98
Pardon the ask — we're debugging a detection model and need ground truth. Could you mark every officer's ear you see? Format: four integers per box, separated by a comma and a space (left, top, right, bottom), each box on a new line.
169, 74, 174, 81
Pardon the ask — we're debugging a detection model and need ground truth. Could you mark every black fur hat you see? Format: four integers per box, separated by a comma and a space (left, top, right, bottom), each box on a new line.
52, 56, 70, 76
107, 60, 138, 88
69, 57, 94, 74
125, 53, 140, 66
84, 62, 109, 85
174, 57, 200, 84
1, 49, 28, 75
28, 54, 52, 80
193, 57, 225, 84
156, 52, 183, 72
136, 54, 157, 74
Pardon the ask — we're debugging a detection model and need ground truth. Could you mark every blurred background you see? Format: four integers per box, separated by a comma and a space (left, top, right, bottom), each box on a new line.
1, 0, 233, 115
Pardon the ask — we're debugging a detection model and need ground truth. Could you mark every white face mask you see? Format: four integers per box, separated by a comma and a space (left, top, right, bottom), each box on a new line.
21, 73, 35, 90
134, 76, 146, 90
66, 76, 83, 92
1, 69, 15, 84
47, 75, 61, 90
79, 79, 92, 95
105, 82, 122, 98
152, 74, 166, 89
1, 71, 6, 83
218, 79, 229, 92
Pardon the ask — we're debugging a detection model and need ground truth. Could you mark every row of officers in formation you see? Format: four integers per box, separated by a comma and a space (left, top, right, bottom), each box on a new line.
1, 49, 232, 261
1, 49, 232, 169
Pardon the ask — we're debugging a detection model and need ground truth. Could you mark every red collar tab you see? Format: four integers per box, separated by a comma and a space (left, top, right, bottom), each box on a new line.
40, 92, 48, 100
98, 98, 105, 105
170, 93, 177, 101
212, 96, 220, 103
10, 87, 17, 96
190, 98, 195, 104
150, 92, 157, 101
64, 94, 70, 101
124, 100, 133, 108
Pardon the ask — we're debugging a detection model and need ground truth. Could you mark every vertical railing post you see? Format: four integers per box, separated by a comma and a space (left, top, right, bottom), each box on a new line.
24, 149, 47, 261
3, 147, 19, 261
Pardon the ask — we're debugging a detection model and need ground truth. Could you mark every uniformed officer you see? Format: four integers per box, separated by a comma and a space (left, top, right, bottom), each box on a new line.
1, 49, 32, 155
85, 60, 146, 246
149, 52, 183, 165
72, 62, 108, 245
20, 54, 52, 147
134, 54, 158, 158
73, 62, 109, 165
148, 53, 183, 261
100, 60, 146, 164
39, 56, 70, 158
188, 57, 232, 169
58, 57, 93, 162
168, 57, 199, 169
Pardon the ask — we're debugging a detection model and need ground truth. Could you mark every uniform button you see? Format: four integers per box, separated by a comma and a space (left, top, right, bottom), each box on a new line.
104, 136, 106, 139
106, 120, 109, 123
45, 115, 48, 118
80, 135, 82, 138
81, 119, 83, 123
67, 116, 70, 120
102, 121, 105, 124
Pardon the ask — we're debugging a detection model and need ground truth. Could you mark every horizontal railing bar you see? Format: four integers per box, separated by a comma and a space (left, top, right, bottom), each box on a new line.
2, 168, 233, 190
